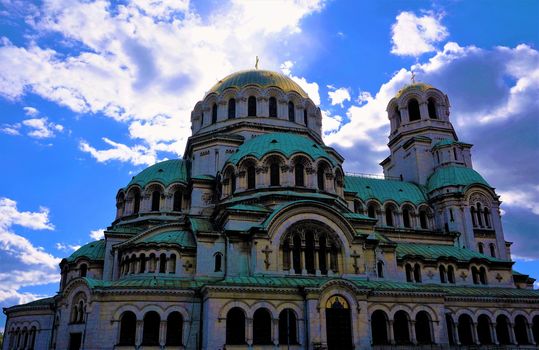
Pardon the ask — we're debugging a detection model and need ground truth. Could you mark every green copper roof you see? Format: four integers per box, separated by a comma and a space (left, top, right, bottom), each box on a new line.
127, 159, 189, 189
207, 69, 308, 98
395, 82, 435, 98
66, 240, 106, 263
396, 243, 504, 263
432, 138, 471, 151
84, 276, 205, 290
189, 217, 215, 233
227, 204, 271, 213
427, 165, 490, 193
345, 176, 427, 205
225, 133, 336, 165
138, 230, 196, 248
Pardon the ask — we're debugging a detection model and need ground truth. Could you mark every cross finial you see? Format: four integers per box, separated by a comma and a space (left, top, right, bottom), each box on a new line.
411, 70, 416, 84
255, 56, 259, 69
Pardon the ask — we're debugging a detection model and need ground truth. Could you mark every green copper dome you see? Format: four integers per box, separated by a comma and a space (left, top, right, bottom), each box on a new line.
427, 165, 490, 193
66, 240, 106, 263
127, 159, 189, 189
225, 132, 337, 166
207, 69, 308, 98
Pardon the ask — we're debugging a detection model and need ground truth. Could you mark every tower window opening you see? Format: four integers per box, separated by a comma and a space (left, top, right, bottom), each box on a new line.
478, 243, 484, 254
377, 261, 384, 278
439, 265, 447, 283
450, 208, 454, 222
228, 98, 236, 119
288, 101, 295, 122
483, 208, 491, 227
408, 98, 420, 121
294, 162, 305, 187
211, 103, 217, 124
133, 191, 141, 214
270, 162, 280, 186
489, 243, 496, 258
419, 210, 428, 229
476, 203, 483, 226
447, 265, 455, 283
317, 166, 325, 191
453, 148, 458, 160
248, 96, 257, 116
403, 207, 411, 228
151, 190, 160, 211
214, 252, 222, 272
230, 172, 236, 194
247, 165, 256, 189
80, 264, 87, 278
159, 253, 166, 273
405, 264, 413, 282
269, 97, 277, 118
368, 205, 376, 219
385, 206, 394, 227
471, 207, 477, 226
303, 109, 308, 126
395, 106, 401, 128
173, 190, 182, 212
413, 263, 422, 282
428, 98, 437, 119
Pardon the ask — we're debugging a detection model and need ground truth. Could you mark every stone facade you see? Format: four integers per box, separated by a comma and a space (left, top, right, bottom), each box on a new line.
3, 70, 539, 350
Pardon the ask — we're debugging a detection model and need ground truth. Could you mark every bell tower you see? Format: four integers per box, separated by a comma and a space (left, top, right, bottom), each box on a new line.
381, 82, 473, 185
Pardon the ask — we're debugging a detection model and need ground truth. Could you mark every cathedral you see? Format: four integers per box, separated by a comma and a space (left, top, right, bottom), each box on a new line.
3, 69, 539, 350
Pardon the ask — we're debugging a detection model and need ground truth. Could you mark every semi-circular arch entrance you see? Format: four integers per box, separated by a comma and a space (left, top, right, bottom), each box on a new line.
325, 295, 353, 350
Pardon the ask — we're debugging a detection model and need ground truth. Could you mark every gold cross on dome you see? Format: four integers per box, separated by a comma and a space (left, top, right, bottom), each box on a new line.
411, 70, 416, 84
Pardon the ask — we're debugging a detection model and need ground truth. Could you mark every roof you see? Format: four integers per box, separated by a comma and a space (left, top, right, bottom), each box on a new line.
207, 69, 308, 98
427, 165, 490, 193
395, 82, 435, 99
225, 133, 337, 166
189, 217, 215, 233
227, 204, 271, 213
396, 243, 505, 263
66, 240, 106, 263
432, 138, 471, 151
345, 175, 427, 205
137, 230, 196, 248
127, 159, 189, 189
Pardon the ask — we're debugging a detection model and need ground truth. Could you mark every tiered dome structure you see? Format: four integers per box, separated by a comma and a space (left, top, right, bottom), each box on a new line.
3, 72, 538, 350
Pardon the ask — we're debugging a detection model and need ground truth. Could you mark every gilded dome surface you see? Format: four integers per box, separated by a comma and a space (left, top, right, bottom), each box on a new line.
395, 82, 434, 98
207, 69, 308, 98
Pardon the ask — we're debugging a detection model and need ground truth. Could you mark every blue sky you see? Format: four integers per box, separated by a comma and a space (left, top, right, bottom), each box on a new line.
0, 0, 538, 330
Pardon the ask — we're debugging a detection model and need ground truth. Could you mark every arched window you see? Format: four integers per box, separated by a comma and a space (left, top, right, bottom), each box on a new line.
228, 98, 236, 119
477, 314, 493, 345
253, 308, 272, 345
476, 203, 483, 226
405, 264, 413, 282
303, 109, 308, 126
80, 264, 87, 278
427, 98, 437, 119
371, 310, 389, 345
472, 266, 480, 284
119, 311, 136, 345
368, 204, 376, 219
139, 253, 146, 273
489, 243, 496, 257
149, 253, 156, 273
353, 200, 362, 214
415, 311, 432, 344
395, 106, 402, 128
458, 314, 474, 345
408, 98, 420, 121
228, 171, 236, 195
211, 103, 217, 124
414, 263, 422, 282
305, 232, 315, 274
447, 265, 455, 283
439, 265, 447, 283
479, 266, 487, 285
133, 190, 141, 214
78, 300, 85, 323
142, 311, 160, 346
29, 326, 36, 350
318, 234, 327, 275
496, 315, 511, 345
169, 254, 176, 274
445, 315, 455, 345
173, 190, 182, 212
214, 252, 222, 272
279, 309, 298, 345
471, 207, 477, 226
394, 311, 411, 344
317, 166, 325, 191
478, 242, 484, 254
248, 96, 257, 116
226, 307, 245, 345
166, 312, 183, 346
483, 208, 491, 227
269, 97, 277, 118
151, 190, 160, 211
419, 210, 428, 229
288, 101, 295, 122
270, 162, 280, 186
159, 253, 167, 273
377, 260, 384, 278
385, 205, 394, 226
247, 165, 256, 189
292, 234, 301, 274
403, 207, 411, 228
532, 315, 539, 347
294, 162, 304, 187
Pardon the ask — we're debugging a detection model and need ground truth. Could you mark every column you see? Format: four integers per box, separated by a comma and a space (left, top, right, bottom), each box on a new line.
526, 322, 536, 345
453, 322, 460, 345
135, 320, 143, 347
246, 317, 253, 347
272, 318, 279, 346
160, 320, 167, 346
314, 246, 321, 275
410, 320, 417, 344
388, 320, 395, 344
301, 246, 307, 274
490, 321, 499, 344
508, 322, 516, 344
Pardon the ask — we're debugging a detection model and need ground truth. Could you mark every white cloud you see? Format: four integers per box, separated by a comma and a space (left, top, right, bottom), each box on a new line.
89, 228, 105, 240
55, 242, 81, 252
321, 110, 343, 135
391, 11, 448, 57
0, 0, 325, 165
22, 117, 64, 138
23, 106, 39, 116
281, 60, 321, 105
79, 138, 158, 166
0, 123, 21, 136
0, 198, 60, 306
327, 86, 351, 107
499, 187, 539, 216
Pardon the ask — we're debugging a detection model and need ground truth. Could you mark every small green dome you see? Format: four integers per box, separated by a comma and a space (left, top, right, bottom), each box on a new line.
208, 69, 308, 98
127, 159, 189, 189
427, 165, 490, 193
225, 133, 336, 166
66, 240, 106, 263
395, 82, 434, 99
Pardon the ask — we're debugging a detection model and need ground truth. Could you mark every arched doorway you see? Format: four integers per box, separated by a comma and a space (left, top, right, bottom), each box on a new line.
458, 314, 474, 345
325, 295, 352, 350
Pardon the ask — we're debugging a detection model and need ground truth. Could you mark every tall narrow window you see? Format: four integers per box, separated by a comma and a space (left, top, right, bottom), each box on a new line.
80, 264, 87, 278
226, 308, 245, 345
159, 253, 167, 273
214, 252, 222, 272
142, 312, 160, 346
166, 312, 183, 346
377, 261, 384, 278
317, 166, 325, 191
133, 191, 141, 214
427, 98, 437, 119
151, 190, 160, 211
489, 243, 496, 258
368, 205, 376, 219
303, 109, 308, 126
270, 162, 280, 186
478, 243, 484, 254
139, 254, 146, 273
472, 266, 479, 284
385, 206, 394, 227
279, 309, 298, 345
419, 211, 428, 229
294, 163, 304, 187
405, 264, 413, 282
211, 103, 217, 124
288, 101, 295, 122
173, 190, 182, 212
353, 201, 362, 214
269, 97, 277, 118
318, 235, 327, 275
447, 265, 455, 283
439, 265, 447, 283
292, 235, 301, 274
253, 309, 272, 345
230, 172, 236, 194
483, 208, 490, 227
305, 233, 315, 274
247, 165, 256, 189
414, 264, 422, 282
248, 96, 257, 116
408, 98, 420, 121
403, 207, 411, 228
119, 312, 136, 345
228, 98, 236, 119
453, 148, 458, 160
479, 267, 487, 285
476, 203, 483, 226
169, 254, 176, 274
395, 106, 401, 128
471, 207, 477, 226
